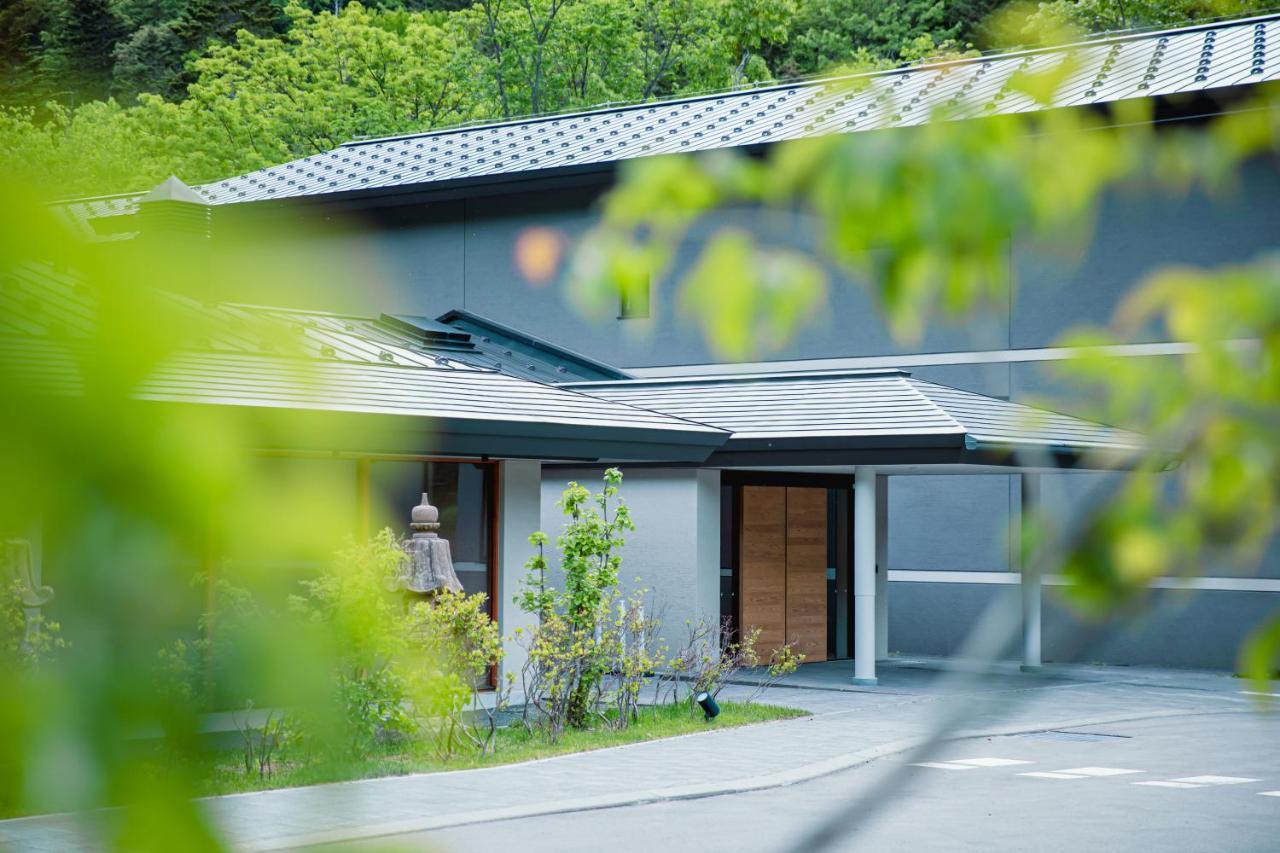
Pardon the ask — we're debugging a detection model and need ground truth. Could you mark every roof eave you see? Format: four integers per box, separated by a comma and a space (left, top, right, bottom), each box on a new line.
136, 398, 727, 462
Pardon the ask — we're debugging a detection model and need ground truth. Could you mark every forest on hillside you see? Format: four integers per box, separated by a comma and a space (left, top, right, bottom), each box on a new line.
0, 0, 1267, 198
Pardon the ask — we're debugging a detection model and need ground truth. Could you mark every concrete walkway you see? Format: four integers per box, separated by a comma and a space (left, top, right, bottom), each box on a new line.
0, 659, 1267, 851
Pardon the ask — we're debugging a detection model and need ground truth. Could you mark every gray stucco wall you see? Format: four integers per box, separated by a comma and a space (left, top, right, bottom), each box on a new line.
293, 150, 1280, 672
322, 157, 1280, 369
539, 467, 721, 651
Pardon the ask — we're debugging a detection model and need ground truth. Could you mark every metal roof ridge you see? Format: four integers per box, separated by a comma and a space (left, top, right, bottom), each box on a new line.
485, 368, 729, 434
899, 375, 968, 434
564, 367, 910, 388
436, 308, 631, 380
907, 376, 1137, 436
168, 348, 495, 374
336, 11, 1280, 150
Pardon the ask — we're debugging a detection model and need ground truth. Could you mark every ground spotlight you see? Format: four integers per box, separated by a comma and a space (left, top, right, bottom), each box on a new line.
695, 691, 720, 721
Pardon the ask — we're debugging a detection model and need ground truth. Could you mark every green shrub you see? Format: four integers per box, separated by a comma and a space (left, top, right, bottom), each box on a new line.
407, 589, 506, 758
519, 468, 638, 737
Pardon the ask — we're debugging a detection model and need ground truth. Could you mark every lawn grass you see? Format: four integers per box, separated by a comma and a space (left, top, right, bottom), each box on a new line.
196, 700, 807, 797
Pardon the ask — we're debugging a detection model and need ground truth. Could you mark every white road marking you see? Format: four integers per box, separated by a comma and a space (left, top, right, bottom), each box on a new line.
1133, 781, 1203, 789
1020, 772, 1087, 780
1258, 791, 1280, 798
1172, 776, 1259, 785
1056, 767, 1144, 777
1239, 690, 1280, 698
912, 762, 978, 770
947, 758, 1033, 767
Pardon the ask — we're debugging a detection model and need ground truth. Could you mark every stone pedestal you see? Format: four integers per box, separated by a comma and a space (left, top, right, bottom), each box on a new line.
398, 493, 463, 595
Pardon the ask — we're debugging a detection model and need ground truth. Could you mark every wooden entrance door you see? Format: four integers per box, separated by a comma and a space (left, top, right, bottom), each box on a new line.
740, 486, 787, 654
738, 485, 828, 663
785, 487, 828, 662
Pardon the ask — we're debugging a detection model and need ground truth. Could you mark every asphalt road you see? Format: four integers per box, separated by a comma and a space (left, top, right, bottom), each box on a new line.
348, 710, 1280, 853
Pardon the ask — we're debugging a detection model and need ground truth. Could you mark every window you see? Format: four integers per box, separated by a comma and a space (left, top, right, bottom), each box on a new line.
215, 455, 496, 612
618, 275, 651, 319
369, 460, 495, 601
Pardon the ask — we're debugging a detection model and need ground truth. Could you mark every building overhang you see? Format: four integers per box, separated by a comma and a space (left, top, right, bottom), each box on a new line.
567, 368, 1150, 472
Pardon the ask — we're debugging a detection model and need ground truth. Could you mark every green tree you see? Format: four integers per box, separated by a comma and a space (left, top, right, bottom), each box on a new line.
0, 1, 57, 108
771, 0, 999, 78
719, 0, 795, 84
40, 0, 129, 101
187, 2, 476, 167
520, 468, 635, 728
111, 21, 187, 100
1016, 0, 1271, 40
171, 0, 285, 53
109, 0, 187, 30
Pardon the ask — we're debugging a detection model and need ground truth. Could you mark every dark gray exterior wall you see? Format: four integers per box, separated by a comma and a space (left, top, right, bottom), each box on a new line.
887, 581, 1278, 670
269, 150, 1280, 671
290, 158, 1280, 368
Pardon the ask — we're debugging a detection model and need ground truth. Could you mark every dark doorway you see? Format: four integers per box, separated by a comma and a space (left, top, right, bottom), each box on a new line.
720, 473, 854, 663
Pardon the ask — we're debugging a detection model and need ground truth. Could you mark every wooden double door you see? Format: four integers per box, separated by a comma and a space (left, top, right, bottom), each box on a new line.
739, 485, 829, 663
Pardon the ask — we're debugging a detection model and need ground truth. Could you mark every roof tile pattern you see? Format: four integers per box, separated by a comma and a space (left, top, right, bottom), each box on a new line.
574, 371, 1143, 453
0, 263, 722, 439
197, 15, 1279, 205
135, 352, 709, 430
50, 14, 1280, 227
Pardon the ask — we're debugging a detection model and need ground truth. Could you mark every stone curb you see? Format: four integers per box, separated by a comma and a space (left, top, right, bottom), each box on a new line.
247, 705, 1247, 851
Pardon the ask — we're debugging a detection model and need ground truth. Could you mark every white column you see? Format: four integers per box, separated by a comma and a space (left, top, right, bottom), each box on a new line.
875, 473, 889, 661
853, 466, 877, 685
1020, 473, 1042, 672
498, 459, 542, 693
694, 469, 722, 638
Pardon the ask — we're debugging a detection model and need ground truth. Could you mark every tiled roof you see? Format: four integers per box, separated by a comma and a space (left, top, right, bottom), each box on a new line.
50, 13, 1280, 227
0, 263, 617, 382
0, 263, 727, 459
570, 370, 1144, 456
2, 262, 1146, 465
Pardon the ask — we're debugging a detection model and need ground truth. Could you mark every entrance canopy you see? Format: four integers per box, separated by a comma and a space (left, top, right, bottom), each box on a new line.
567, 369, 1144, 470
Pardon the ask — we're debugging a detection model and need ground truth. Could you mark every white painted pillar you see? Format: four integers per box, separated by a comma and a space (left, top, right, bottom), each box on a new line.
853, 466, 877, 685
874, 473, 889, 661
1020, 473, 1042, 672
498, 459, 543, 692
694, 469, 722, 632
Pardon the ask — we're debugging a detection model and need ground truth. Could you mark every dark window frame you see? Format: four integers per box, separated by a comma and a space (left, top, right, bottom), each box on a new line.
719, 470, 856, 662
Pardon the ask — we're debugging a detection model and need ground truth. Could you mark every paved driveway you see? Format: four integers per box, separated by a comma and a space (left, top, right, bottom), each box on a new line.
1, 659, 1273, 851
408, 711, 1280, 853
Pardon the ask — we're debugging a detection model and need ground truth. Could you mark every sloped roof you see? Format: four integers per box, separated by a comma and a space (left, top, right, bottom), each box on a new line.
0, 263, 619, 382
2, 262, 1147, 467
0, 263, 726, 461
569, 370, 1144, 465
438, 309, 629, 382
49, 13, 1280, 230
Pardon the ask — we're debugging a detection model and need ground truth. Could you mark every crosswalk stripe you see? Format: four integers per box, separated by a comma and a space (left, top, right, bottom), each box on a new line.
911, 762, 977, 770
1258, 791, 1280, 798
1133, 781, 1202, 789
1020, 771, 1086, 780
1172, 776, 1259, 785
1056, 767, 1144, 777
947, 758, 1033, 767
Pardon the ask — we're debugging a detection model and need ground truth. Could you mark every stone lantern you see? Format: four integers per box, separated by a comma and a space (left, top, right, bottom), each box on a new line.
397, 492, 464, 596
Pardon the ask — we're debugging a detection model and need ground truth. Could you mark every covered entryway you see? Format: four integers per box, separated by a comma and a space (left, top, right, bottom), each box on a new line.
722, 475, 853, 665
574, 367, 1145, 687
